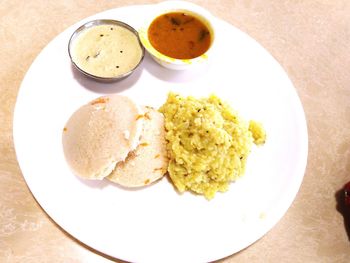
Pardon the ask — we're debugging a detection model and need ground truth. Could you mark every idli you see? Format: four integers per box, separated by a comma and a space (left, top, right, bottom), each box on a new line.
107, 107, 168, 187
62, 95, 144, 179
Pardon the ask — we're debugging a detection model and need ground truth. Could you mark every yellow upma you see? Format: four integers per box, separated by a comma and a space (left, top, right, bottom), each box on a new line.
159, 92, 265, 199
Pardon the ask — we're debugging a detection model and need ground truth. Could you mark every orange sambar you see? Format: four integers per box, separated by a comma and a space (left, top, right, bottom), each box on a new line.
148, 12, 211, 60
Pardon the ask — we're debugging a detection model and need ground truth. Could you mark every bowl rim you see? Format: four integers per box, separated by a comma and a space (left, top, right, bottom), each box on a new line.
68, 19, 145, 82
138, 4, 216, 67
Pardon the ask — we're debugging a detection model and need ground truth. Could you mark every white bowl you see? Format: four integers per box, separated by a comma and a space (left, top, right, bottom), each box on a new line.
138, 1, 216, 70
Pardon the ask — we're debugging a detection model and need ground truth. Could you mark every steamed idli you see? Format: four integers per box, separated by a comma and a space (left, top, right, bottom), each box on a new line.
107, 107, 168, 187
62, 95, 144, 179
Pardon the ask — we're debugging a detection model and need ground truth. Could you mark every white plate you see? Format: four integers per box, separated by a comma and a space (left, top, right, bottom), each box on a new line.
13, 3, 308, 263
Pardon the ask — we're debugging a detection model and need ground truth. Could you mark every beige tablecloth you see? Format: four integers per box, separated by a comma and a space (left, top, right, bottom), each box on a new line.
1, 0, 349, 262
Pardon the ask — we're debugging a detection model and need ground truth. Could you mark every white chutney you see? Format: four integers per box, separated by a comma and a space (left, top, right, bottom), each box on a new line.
71, 24, 143, 78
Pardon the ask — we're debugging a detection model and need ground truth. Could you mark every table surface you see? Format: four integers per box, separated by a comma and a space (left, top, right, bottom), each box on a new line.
1, 0, 349, 262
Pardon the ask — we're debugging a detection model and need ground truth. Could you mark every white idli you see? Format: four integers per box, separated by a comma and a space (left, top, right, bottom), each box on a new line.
62, 95, 144, 179
107, 107, 168, 187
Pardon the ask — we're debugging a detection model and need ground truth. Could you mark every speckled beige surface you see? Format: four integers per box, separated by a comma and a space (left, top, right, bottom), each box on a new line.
1, 0, 350, 262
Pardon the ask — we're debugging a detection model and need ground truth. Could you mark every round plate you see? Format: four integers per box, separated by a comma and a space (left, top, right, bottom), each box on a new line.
13, 4, 308, 263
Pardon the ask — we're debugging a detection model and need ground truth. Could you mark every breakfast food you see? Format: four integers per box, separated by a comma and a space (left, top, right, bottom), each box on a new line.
62, 95, 168, 187
63, 91, 266, 198
159, 92, 266, 199
62, 95, 144, 179
70, 23, 143, 78
249, 120, 266, 145
148, 12, 212, 59
107, 107, 168, 187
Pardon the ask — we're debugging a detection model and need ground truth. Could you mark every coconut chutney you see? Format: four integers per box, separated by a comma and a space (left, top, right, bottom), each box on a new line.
71, 24, 143, 78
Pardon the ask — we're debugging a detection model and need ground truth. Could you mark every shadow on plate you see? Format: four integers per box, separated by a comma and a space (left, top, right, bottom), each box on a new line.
76, 176, 110, 189
142, 53, 211, 83
71, 63, 143, 94
76, 173, 168, 191
105, 173, 169, 191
